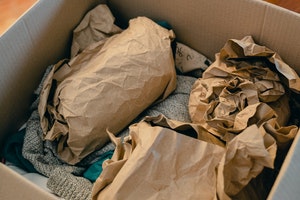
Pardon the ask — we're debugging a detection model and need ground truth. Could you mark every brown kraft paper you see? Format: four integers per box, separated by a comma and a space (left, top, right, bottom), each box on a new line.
92, 115, 276, 199
189, 36, 299, 145
70, 4, 122, 58
38, 17, 177, 164
189, 36, 299, 197
92, 115, 225, 200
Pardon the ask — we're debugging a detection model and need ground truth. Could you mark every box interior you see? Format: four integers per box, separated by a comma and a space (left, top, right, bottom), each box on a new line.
1, 0, 300, 199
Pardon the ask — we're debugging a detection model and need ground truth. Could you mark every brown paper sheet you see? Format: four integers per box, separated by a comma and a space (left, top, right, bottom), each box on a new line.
143, 114, 225, 147
38, 17, 177, 164
217, 125, 275, 199
70, 4, 122, 58
91, 114, 277, 199
145, 116, 276, 198
92, 116, 225, 200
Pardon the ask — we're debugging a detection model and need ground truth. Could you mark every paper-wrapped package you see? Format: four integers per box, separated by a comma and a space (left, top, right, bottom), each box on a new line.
38, 17, 177, 164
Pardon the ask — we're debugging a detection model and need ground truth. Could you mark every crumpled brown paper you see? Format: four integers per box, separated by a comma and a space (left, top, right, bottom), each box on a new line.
145, 116, 276, 199
38, 17, 177, 164
189, 36, 299, 141
92, 115, 225, 200
91, 114, 276, 199
204, 36, 300, 92
70, 4, 122, 58
217, 124, 275, 199
189, 36, 299, 197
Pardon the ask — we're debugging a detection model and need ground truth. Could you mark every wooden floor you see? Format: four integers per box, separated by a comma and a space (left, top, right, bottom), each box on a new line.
265, 0, 300, 13
0, 0, 300, 36
0, 0, 37, 36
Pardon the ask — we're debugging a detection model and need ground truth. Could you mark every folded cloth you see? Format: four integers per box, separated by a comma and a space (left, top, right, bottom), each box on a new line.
83, 150, 114, 182
22, 65, 94, 200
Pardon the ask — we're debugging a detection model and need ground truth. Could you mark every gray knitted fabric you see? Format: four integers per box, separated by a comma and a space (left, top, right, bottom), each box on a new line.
22, 66, 94, 200
140, 75, 195, 122
47, 167, 93, 200
22, 64, 197, 200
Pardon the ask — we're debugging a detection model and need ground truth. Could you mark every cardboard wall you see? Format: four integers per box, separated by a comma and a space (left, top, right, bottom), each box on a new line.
268, 129, 300, 200
0, 163, 58, 200
1, 0, 300, 199
0, 0, 103, 147
109, 0, 300, 72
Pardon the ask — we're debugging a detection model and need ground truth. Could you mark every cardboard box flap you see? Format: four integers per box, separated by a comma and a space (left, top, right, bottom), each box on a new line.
0, 163, 58, 200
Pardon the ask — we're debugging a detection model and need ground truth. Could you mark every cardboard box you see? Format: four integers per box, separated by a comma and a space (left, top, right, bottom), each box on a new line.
1, 0, 300, 199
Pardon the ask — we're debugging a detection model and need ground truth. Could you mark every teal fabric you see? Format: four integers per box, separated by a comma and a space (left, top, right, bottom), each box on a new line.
156, 21, 173, 30
3, 128, 37, 173
83, 150, 114, 182
156, 20, 177, 57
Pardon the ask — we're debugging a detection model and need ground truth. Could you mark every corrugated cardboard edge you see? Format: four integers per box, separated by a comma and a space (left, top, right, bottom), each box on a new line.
0, 163, 58, 200
0, 0, 300, 199
267, 129, 300, 200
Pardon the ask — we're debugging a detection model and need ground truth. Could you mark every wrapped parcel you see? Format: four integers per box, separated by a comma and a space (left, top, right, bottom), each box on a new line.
38, 17, 177, 164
